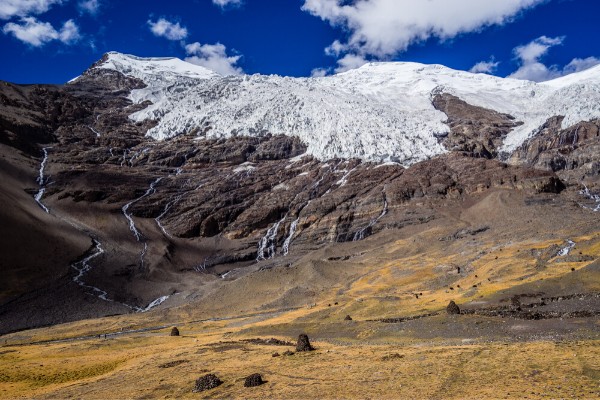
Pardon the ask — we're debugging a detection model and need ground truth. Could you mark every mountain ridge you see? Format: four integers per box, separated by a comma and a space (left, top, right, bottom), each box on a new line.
70, 52, 600, 164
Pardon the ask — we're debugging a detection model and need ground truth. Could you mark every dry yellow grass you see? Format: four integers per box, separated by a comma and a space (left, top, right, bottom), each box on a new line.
1, 199, 599, 399
1, 328, 599, 399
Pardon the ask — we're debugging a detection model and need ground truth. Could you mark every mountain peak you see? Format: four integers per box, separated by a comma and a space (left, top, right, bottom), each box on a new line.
95, 51, 220, 81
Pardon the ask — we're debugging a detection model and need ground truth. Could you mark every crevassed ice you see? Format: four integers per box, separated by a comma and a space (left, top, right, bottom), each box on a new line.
92, 53, 600, 164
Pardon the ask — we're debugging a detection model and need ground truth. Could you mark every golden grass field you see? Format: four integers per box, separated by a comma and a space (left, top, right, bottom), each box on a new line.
2, 191, 600, 399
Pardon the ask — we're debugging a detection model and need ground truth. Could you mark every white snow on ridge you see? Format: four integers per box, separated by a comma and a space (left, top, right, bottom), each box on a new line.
87, 53, 600, 164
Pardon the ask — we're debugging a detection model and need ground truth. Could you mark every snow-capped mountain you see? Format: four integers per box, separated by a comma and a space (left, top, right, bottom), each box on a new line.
73, 52, 600, 164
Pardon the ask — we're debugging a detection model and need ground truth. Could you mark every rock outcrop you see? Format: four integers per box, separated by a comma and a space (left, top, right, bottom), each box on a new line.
447, 301, 461, 315
509, 117, 600, 184
244, 373, 264, 387
193, 374, 222, 392
296, 334, 315, 352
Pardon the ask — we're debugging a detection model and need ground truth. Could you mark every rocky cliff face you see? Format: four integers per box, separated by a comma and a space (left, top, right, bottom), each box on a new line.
509, 116, 600, 182
0, 54, 598, 333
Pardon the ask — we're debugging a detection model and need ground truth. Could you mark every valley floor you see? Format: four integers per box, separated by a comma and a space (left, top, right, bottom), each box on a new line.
2, 198, 599, 399
0, 313, 599, 399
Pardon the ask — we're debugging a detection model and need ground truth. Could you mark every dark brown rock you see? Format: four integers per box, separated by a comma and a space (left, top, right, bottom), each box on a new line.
446, 300, 461, 315
344, 315, 353, 321
432, 93, 522, 158
510, 296, 522, 311
509, 117, 600, 183
193, 374, 222, 392
296, 334, 314, 352
170, 327, 179, 336
244, 373, 264, 387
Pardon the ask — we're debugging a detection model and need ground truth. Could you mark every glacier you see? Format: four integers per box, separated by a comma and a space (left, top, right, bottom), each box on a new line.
77, 52, 600, 165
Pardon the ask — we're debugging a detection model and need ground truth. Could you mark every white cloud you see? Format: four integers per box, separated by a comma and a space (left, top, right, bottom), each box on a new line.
324, 39, 347, 57
302, 0, 544, 59
469, 57, 500, 74
508, 36, 600, 82
310, 67, 329, 77
562, 57, 600, 75
512, 35, 563, 63
148, 18, 188, 41
58, 18, 80, 43
78, 0, 100, 15
334, 53, 368, 73
184, 42, 242, 76
2, 16, 80, 46
508, 36, 563, 81
212, 0, 243, 9
0, 0, 64, 20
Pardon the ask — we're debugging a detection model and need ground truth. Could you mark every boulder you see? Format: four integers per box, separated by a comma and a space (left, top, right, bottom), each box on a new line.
193, 374, 223, 392
446, 300, 460, 315
296, 334, 315, 352
244, 373, 264, 387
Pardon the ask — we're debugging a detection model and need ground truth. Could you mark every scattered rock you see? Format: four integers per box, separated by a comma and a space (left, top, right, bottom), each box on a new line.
244, 373, 264, 387
296, 334, 315, 352
381, 353, 405, 361
272, 352, 280, 357
439, 226, 490, 242
447, 300, 461, 315
158, 359, 188, 369
170, 327, 180, 336
344, 315, 353, 321
193, 374, 223, 392
511, 296, 522, 311
282, 350, 294, 356
243, 338, 294, 346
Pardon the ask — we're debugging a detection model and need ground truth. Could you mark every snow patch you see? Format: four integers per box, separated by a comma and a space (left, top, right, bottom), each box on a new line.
141, 295, 170, 312
556, 240, 576, 257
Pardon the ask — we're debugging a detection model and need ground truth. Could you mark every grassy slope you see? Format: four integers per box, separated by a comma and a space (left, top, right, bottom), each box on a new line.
1, 189, 599, 399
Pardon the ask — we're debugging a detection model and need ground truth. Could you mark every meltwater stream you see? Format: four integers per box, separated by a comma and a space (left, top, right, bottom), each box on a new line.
580, 185, 600, 212
34, 147, 51, 213
122, 177, 162, 268
353, 188, 388, 241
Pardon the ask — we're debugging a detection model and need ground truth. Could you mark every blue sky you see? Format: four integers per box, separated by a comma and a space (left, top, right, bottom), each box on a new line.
1, 0, 599, 83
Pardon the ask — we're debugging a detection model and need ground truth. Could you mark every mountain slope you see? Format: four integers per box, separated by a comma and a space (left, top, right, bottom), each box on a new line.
74, 53, 600, 164
0, 52, 598, 333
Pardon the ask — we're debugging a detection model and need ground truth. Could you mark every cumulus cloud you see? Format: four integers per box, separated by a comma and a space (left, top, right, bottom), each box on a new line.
184, 42, 242, 76
508, 36, 564, 81
78, 0, 101, 15
148, 18, 188, 41
3, 16, 80, 46
508, 36, 600, 81
562, 56, 600, 75
334, 53, 368, 73
0, 0, 64, 20
469, 57, 500, 74
58, 18, 80, 43
310, 67, 328, 77
302, 0, 544, 60
212, 0, 243, 8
